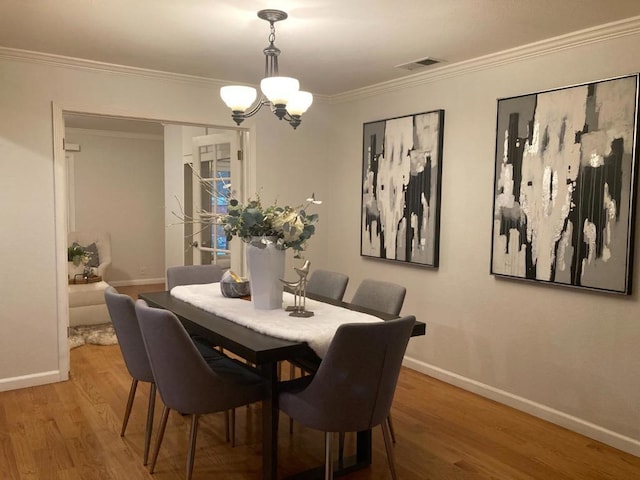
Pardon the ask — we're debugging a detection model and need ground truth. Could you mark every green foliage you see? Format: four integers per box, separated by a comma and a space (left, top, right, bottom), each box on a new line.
67, 245, 92, 266
67, 245, 84, 264
220, 195, 320, 257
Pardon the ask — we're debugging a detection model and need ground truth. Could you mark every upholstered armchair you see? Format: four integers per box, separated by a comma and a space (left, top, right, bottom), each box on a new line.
68, 231, 112, 327
68, 231, 112, 279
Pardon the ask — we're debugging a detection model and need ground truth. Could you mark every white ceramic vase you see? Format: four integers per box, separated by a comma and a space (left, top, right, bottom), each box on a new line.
246, 236, 285, 310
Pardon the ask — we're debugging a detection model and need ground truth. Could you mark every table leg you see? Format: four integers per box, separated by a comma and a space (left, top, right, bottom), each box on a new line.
356, 429, 372, 464
260, 361, 279, 480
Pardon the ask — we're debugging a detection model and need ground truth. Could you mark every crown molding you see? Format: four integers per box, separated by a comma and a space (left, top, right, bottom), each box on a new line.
0, 46, 332, 103
2, 15, 640, 104
329, 15, 640, 104
0, 46, 224, 87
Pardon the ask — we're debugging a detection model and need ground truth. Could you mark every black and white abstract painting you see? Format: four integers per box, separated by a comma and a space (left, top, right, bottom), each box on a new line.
491, 75, 639, 294
361, 110, 444, 267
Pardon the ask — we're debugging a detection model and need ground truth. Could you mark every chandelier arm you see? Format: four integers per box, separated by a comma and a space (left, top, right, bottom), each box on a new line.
278, 110, 302, 129
230, 97, 271, 125
241, 97, 270, 119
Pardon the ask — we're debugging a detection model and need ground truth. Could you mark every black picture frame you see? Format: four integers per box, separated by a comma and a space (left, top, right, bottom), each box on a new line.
491, 74, 640, 294
361, 109, 445, 267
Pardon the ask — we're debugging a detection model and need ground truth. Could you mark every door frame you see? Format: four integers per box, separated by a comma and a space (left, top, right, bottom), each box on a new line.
52, 102, 255, 378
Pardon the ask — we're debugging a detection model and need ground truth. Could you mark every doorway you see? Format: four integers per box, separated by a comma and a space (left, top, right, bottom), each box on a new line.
63, 114, 247, 285
55, 108, 250, 376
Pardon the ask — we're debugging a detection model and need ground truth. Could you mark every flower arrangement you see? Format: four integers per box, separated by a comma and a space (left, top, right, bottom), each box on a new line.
220, 194, 321, 257
169, 166, 322, 258
67, 245, 92, 266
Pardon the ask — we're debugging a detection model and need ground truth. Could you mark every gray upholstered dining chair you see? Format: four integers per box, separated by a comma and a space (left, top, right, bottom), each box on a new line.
165, 264, 225, 358
347, 279, 407, 448
166, 263, 240, 442
305, 269, 349, 301
351, 279, 407, 317
279, 315, 416, 480
287, 268, 350, 431
104, 286, 156, 465
166, 264, 224, 290
134, 299, 268, 480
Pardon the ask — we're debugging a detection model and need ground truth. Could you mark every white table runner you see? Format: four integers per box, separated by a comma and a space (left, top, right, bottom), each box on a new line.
171, 283, 382, 357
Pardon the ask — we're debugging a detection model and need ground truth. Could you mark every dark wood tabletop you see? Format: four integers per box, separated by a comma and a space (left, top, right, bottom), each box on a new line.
139, 290, 425, 365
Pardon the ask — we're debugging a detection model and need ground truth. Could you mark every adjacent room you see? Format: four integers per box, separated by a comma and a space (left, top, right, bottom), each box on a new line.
2, 1, 640, 479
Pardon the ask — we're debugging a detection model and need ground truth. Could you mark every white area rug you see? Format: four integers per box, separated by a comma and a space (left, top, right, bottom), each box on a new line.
69, 323, 118, 349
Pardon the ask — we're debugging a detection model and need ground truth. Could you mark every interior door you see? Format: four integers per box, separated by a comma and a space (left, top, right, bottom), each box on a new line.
190, 132, 243, 274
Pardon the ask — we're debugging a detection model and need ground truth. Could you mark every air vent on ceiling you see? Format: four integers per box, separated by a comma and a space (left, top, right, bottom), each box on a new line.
395, 57, 443, 71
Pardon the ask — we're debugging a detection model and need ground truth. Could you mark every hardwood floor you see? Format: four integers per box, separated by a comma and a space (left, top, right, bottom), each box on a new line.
0, 284, 638, 479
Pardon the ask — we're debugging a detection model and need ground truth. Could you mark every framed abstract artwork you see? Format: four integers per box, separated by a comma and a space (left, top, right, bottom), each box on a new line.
361, 110, 444, 267
491, 74, 639, 294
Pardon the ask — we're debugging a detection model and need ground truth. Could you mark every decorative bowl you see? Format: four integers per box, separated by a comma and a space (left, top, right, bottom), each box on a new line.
220, 271, 251, 298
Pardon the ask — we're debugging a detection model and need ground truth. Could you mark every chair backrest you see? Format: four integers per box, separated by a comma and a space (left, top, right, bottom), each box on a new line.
134, 299, 257, 414
166, 264, 224, 290
306, 269, 349, 301
104, 286, 154, 383
282, 316, 415, 433
350, 279, 406, 316
68, 230, 112, 277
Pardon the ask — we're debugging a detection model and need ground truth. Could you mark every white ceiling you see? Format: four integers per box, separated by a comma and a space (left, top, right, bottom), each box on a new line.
3, 0, 640, 96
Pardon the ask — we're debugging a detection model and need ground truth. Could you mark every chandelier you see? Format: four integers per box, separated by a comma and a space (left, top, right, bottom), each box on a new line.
220, 9, 313, 130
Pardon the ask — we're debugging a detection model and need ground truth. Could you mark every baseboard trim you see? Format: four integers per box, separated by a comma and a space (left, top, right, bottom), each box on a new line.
403, 356, 640, 457
108, 278, 165, 287
0, 370, 66, 392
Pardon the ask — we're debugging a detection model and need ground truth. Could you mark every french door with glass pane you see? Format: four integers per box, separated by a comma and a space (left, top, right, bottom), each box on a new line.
190, 132, 243, 274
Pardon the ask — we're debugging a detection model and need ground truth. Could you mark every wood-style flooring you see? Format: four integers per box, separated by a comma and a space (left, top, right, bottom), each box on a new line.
0, 284, 638, 479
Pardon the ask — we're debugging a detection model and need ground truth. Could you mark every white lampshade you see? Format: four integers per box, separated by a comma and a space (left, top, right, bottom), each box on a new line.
286, 91, 313, 116
220, 86, 257, 112
260, 76, 299, 105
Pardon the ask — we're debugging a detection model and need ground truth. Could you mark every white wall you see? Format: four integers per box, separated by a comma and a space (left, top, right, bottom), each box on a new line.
65, 128, 165, 284
249, 102, 333, 274
326, 28, 640, 454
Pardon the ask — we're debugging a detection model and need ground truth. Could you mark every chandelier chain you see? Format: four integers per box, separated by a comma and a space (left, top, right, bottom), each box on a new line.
269, 23, 276, 44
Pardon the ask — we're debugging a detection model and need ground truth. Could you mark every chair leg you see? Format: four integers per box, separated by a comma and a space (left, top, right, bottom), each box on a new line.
121, 378, 138, 436
149, 405, 170, 474
143, 383, 156, 466
387, 413, 396, 444
186, 414, 200, 480
324, 432, 334, 480
381, 419, 398, 480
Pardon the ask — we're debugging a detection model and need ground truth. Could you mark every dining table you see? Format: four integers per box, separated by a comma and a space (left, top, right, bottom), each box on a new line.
138, 288, 426, 480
